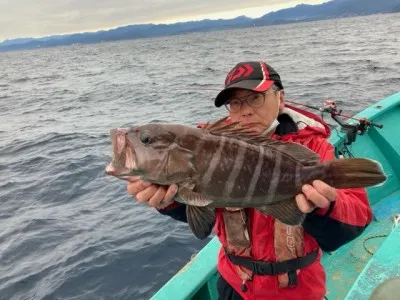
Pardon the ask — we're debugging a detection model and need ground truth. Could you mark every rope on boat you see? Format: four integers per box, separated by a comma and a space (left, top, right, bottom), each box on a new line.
363, 234, 388, 255
363, 214, 400, 255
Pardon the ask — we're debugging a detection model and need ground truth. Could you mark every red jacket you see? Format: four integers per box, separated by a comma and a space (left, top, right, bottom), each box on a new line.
158, 105, 372, 299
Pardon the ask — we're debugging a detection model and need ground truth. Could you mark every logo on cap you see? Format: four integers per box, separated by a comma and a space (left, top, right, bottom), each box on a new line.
225, 64, 254, 87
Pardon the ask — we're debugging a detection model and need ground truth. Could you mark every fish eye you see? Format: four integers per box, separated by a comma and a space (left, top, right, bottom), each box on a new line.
140, 133, 151, 144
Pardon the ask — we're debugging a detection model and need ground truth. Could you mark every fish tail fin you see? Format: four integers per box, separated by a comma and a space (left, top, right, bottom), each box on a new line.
322, 158, 387, 189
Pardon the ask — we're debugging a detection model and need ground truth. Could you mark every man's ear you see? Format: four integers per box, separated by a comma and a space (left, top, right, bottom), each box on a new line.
278, 90, 285, 111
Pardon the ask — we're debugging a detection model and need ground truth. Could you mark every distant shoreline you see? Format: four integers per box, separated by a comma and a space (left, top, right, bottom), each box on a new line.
1, 6, 399, 53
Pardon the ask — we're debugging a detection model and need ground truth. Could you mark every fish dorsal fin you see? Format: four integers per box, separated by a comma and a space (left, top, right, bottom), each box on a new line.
261, 139, 320, 166
201, 116, 237, 133
201, 117, 261, 139
201, 117, 320, 166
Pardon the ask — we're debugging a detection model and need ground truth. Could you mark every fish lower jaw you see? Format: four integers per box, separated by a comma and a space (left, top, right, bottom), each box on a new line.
105, 163, 131, 177
105, 163, 118, 175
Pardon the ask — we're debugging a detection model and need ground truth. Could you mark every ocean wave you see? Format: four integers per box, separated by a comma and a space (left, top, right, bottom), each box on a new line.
21, 107, 43, 115
57, 105, 80, 113
10, 74, 64, 84
0, 132, 103, 156
76, 70, 106, 78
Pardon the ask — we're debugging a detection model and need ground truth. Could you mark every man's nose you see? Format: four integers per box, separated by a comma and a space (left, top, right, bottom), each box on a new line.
240, 101, 254, 116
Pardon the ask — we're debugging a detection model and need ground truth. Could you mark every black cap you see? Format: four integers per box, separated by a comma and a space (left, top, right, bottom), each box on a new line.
214, 61, 284, 107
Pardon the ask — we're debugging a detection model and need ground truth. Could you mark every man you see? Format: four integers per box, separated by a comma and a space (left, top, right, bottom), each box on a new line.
126, 61, 373, 299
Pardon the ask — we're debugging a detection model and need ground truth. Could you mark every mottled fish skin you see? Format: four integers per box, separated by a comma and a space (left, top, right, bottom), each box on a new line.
190, 135, 305, 207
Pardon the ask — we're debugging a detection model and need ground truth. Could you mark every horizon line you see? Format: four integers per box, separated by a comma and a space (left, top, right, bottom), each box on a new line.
0, 1, 330, 43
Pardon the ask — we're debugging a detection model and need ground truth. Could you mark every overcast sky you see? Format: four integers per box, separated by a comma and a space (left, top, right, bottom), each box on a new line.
0, 0, 328, 41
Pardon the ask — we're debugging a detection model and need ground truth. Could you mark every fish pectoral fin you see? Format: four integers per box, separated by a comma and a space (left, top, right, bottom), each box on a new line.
178, 187, 213, 206
186, 205, 216, 240
179, 187, 215, 239
257, 199, 306, 226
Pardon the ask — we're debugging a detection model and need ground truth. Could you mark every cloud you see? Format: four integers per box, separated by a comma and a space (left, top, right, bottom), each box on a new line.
0, 0, 328, 40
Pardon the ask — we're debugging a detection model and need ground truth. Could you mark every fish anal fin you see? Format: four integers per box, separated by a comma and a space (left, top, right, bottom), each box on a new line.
186, 206, 216, 240
257, 199, 306, 226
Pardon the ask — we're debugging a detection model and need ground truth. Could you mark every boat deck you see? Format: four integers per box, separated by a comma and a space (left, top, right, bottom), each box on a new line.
345, 222, 400, 299
323, 191, 400, 299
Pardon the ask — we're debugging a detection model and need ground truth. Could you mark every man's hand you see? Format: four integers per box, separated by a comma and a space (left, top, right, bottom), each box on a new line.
295, 180, 337, 213
126, 176, 178, 209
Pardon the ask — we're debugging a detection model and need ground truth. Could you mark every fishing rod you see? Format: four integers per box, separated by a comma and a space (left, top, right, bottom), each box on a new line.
285, 99, 383, 130
285, 99, 384, 149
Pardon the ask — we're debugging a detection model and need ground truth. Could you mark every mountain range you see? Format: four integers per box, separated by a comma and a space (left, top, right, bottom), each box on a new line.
1, 0, 399, 52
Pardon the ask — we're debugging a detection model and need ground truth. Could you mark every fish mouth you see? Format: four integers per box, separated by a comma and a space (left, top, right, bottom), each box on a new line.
106, 147, 138, 178
105, 129, 138, 178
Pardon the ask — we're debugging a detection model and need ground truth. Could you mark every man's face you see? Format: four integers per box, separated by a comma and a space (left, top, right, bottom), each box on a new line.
225, 87, 284, 133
